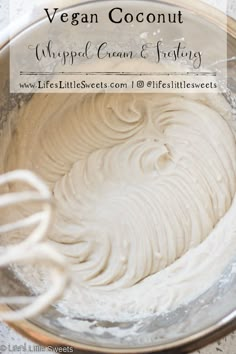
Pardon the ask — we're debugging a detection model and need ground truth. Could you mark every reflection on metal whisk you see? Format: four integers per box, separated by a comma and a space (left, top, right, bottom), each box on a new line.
0, 170, 69, 322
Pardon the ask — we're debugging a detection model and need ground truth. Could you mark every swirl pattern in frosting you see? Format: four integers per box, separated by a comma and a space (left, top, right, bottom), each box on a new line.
3, 91, 236, 320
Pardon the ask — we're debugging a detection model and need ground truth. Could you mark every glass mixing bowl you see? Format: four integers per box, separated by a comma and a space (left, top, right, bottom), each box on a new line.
0, 1, 236, 353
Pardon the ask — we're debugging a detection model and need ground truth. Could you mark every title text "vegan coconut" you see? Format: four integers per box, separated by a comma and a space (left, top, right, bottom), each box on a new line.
44, 8, 184, 26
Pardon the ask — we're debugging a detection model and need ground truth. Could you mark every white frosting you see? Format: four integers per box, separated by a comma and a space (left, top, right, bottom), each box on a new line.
2, 90, 236, 321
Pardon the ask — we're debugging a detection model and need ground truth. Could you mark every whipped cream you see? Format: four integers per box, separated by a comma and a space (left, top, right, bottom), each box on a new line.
2, 90, 236, 321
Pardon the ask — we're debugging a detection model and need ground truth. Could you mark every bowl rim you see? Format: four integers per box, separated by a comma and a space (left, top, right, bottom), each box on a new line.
0, 0, 236, 353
